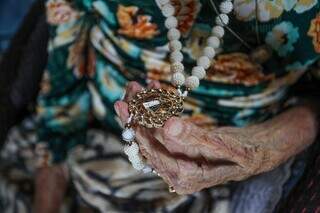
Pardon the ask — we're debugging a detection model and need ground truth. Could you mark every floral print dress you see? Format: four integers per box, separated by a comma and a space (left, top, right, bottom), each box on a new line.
1, 0, 320, 212
38, 0, 320, 162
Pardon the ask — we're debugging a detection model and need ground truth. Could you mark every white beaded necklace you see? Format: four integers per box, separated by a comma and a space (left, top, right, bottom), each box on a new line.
121, 0, 233, 176
162, 0, 233, 92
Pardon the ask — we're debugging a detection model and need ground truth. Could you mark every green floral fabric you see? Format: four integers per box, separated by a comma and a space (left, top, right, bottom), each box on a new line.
39, 0, 320, 162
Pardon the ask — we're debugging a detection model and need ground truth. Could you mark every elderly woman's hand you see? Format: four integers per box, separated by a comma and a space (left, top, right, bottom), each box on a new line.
114, 81, 318, 195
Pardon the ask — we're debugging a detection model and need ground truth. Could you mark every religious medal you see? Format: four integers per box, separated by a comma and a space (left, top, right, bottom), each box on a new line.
128, 89, 184, 128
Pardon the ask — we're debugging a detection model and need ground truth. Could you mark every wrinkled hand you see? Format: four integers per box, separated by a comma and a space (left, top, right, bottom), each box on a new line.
114, 81, 316, 194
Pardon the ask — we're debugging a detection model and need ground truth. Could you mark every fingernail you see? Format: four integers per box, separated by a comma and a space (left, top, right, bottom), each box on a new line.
114, 102, 121, 115
120, 105, 128, 117
166, 118, 183, 137
132, 82, 141, 91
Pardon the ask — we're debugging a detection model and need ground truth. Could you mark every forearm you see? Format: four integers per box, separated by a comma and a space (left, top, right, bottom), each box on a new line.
249, 103, 319, 172
206, 102, 319, 178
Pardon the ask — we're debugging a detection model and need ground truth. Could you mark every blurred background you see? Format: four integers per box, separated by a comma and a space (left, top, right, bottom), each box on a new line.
0, 0, 35, 53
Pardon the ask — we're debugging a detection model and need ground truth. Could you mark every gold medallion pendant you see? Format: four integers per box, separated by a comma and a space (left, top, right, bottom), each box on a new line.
128, 89, 184, 128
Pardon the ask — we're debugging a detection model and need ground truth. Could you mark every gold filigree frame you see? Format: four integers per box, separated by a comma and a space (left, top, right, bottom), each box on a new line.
128, 89, 184, 128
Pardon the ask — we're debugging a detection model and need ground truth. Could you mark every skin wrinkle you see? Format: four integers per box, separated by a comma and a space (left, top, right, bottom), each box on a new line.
157, 120, 204, 158
202, 167, 227, 190
251, 106, 318, 173
140, 126, 188, 190
149, 121, 257, 193
123, 81, 143, 102
198, 153, 208, 175
165, 125, 240, 168
114, 81, 319, 194
146, 128, 238, 193
176, 158, 198, 191
143, 127, 180, 188
198, 162, 205, 189
202, 133, 232, 160
207, 132, 252, 167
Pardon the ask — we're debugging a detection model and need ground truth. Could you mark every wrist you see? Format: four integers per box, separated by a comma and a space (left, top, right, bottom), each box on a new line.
252, 105, 318, 169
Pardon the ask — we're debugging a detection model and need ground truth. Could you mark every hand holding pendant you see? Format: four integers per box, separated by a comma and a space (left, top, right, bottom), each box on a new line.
114, 81, 318, 195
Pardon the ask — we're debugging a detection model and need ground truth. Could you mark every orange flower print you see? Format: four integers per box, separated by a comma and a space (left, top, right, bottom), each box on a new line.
117, 5, 159, 39
308, 13, 320, 53
171, 0, 201, 36
67, 35, 86, 77
208, 53, 274, 86
46, 0, 80, 25
67, 32, 96, 78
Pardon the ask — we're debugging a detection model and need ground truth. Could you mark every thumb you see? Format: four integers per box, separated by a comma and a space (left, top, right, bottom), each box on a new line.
114, 101, 129, 125
153, 117, 203, 155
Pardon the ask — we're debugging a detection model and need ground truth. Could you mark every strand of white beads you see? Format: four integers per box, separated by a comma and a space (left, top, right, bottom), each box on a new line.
160, 0, 233, 91
122, 116, 152, 172
122, 0, 233, 172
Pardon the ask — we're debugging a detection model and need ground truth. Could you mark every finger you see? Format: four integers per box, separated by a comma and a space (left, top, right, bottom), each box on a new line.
153, 117, 207, 158
174, 161, 243, 195
154, 118, 247, 163
114, 101, 129, 125
205, 127, 260, 168
172, 157, 205, 194
136, 127, 179, 187
136, 125, 231, 195
123, 81, 143, 103
147, 80, 161, 89
138, 127, 205, 195
194, 161, 246, 194
138, 121, 253, 194
137, 126, 204, 191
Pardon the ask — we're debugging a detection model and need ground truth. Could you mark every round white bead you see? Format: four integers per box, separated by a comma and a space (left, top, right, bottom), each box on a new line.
211, 26, 225, 38
131, 141, 140, 151
170, 51, 183, 62
142, 166, 152, 173
158, 0, 169, 5
122, 128, 135, 142
203, 46, 216, 59
216, 14, 229, 26
207, 36, 220, 49
124, 144, 144, 171
197, 56, 211, 69
185, 76, 200, 90
219, 0, 233, 14
167, 28, 181, 40
124, 143, 139, 157
172, 72, 185, 86
165, 16, 178, 29
192, 66, 206, 79
128, 153, 145, 170
123, 145, 130, 155
170, 62, 184, 73
161, 3, 175, 17
169, 40, 182, 51
128, 153, 140, 162
129, 155, 145, 170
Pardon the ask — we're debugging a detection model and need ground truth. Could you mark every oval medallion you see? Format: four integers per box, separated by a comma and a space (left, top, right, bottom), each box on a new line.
128, 89, 184, 128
